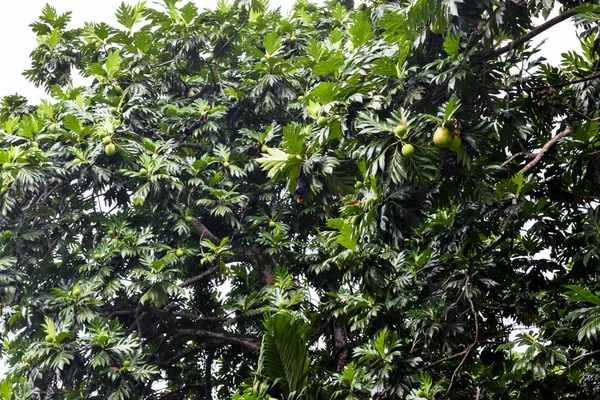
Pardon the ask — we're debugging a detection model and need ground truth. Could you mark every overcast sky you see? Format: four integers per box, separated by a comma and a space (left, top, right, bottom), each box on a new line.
0, 2, 580, 104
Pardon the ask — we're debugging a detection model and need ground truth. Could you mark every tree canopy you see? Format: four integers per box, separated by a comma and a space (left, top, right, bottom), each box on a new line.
1, 0, 600, 398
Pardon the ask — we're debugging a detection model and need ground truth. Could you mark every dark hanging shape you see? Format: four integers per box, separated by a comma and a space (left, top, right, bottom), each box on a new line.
295, 169, 309, 203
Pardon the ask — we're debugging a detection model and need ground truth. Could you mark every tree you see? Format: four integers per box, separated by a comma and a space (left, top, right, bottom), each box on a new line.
1, 0, 600, 398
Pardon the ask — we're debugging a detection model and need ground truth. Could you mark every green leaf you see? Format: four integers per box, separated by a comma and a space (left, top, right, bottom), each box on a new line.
348, 10, 374, 47
63, 115, 82, 134
260, 311, 310, 398
105, 50, 122, 79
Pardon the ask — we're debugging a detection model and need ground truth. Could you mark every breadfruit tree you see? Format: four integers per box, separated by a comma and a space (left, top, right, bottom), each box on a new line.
1, 0, 600, 399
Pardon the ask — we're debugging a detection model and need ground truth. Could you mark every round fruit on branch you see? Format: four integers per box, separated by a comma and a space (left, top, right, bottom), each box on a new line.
433, 126, 453, 148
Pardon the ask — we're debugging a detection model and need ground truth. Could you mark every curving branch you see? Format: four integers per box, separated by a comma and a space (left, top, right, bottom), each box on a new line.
519, 126, 573, 175
501, 151, 535, 168
191, 218, 220, 245
490, 8, 578, 57
179, 265, 220, 288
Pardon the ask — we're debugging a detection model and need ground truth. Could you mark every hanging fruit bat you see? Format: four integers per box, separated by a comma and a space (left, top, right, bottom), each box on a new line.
295, 169, 309, 203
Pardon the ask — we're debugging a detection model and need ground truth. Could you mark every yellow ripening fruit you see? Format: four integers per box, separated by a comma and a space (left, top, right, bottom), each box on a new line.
223, 161, 230, 168
139, 168, 148, 175
102, 136, 112, 145
105, 143, 116, 156
269, 221, 277, 228
72, 288, 80, 297
176, 249, 184, 257
448, 136, 462, 152
185, 216, 193, 222
401, 143, 415, 157
261, 144, 269, 153
297, 95, 304, 101
433, 126, 453, 148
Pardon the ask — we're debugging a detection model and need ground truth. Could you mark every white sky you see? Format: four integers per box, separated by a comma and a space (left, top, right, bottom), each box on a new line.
0, 2, 580, 104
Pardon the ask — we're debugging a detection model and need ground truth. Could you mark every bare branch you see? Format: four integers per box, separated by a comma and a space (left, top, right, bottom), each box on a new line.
519, 126, 573, 175
569, 349, 600, 367
501, 151, 535, 168
490, 8, 577, 57
179, 266, 220, 288
191, 218, 220, 245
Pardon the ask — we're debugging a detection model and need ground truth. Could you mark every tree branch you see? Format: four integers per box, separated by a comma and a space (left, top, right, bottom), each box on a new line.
501, 151, 535, 167
569, 349, 600, 367
333, 321, 350, 372
490, 8, 577, 57
175, 329, 260, 353
519, 126, 573, 175
179, 265, 220, 288
191, 218, 220, 245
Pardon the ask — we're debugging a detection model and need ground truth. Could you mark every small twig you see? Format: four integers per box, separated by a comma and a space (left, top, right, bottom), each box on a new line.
421, 347, 471, 370
569, 349, 600, 367
519, 126, 573, 175
501, 151, 534, 167
565, 102, 600, 122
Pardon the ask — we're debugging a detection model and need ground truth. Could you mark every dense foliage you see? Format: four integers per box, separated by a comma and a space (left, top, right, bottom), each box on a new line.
1, 0, 600, 398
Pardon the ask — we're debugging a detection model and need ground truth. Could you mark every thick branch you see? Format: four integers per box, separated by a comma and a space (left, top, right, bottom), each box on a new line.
519, 126, 573, 175
191, 218, 220, 245
175, 329, 260, 353
179, 265, 220, 288
490, 8, 577, 57
333, 321, 350, 372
